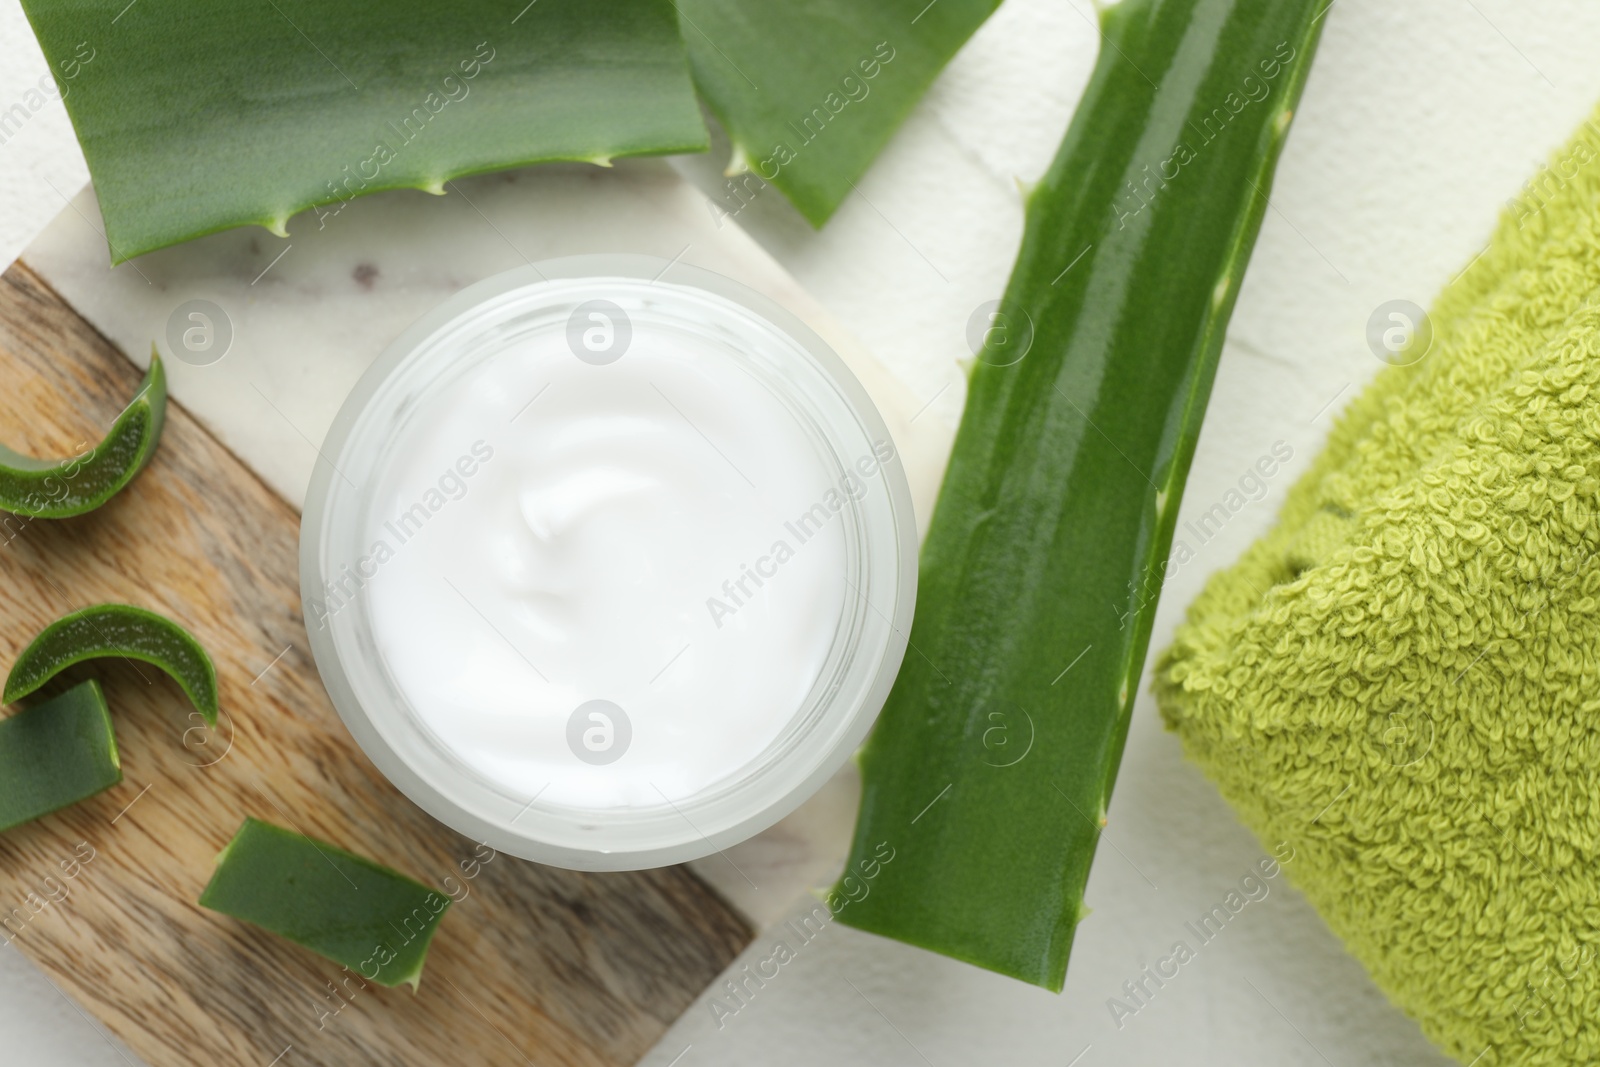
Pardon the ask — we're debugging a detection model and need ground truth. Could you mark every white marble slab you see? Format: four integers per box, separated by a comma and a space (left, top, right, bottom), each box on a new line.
23, 163, 955, 517
23, 158, 962, 931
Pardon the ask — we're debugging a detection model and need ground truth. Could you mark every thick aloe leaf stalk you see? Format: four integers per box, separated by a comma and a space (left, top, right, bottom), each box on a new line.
677, 0, 1002, 225
835, 0, 1328, 990
20, 0, 708, 262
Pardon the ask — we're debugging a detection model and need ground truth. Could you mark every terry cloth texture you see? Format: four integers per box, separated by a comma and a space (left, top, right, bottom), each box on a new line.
1156, 108, 1600, 1066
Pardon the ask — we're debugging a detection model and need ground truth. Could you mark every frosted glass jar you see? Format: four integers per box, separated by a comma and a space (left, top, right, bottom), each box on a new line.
301, 255, 917, 871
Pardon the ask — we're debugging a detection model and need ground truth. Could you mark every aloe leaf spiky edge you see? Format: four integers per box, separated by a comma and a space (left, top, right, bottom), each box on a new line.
833, 0, 1329, 991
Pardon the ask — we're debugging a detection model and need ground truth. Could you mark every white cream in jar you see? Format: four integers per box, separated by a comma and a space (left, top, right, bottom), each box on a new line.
363, 310, 889, 808
304, 257, 916, 870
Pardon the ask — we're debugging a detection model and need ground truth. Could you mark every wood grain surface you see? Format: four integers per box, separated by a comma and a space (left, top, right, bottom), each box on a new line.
0, 262, 752, 1067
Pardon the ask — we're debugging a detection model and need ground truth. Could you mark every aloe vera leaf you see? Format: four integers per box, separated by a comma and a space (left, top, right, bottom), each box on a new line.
6, 604, 218, 727
0, 680, 121, 834
199, 818, 451, 989
0, 351, 164, 518
678, 0, 1001, 225
19, 1, 708, 263
834, 0, 1328, 990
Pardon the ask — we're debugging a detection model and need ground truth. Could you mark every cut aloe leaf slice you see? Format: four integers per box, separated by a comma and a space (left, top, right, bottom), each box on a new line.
199, 818, 451, 989
0, 352, 165, 518
0, 680, 121, 833
5, 604, 218, 726
835, 0, 1329, 990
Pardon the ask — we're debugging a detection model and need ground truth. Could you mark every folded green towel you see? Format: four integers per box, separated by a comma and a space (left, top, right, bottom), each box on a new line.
1156, 107, 1600, 1066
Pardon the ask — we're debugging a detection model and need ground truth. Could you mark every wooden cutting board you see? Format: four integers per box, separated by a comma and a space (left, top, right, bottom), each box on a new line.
0, 262, 752, 1066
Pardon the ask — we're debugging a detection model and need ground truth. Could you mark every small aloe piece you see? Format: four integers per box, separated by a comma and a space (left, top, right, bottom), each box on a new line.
6, 604, 218, 726
200, 818, 452, 989
678, 0, 1002, 225
0, 352, 164, 518
0, 680, 121, 833
835, 0, 1328, 990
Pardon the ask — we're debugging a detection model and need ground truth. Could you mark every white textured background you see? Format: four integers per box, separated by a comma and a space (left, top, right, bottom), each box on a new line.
3, 1, 1600, 1065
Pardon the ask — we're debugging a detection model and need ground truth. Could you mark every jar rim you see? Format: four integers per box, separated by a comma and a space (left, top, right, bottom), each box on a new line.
300, 254, 918, 871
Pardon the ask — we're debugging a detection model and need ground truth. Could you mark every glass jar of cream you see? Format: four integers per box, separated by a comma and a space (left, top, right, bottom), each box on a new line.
301, 255, 917, 871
